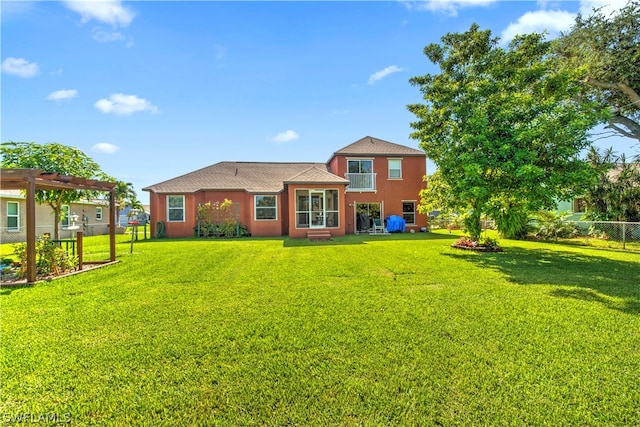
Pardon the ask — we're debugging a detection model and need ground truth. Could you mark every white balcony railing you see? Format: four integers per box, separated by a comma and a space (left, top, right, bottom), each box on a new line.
345, 173, 376, 191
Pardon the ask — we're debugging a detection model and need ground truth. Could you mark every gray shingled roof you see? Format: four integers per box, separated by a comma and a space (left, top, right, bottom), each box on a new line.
143, 162, 348, 194
332, 136, 424, 157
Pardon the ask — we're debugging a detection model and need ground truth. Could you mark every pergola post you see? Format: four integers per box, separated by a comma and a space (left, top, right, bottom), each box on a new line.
109, 190, 116, 262
26, 178, 37, 284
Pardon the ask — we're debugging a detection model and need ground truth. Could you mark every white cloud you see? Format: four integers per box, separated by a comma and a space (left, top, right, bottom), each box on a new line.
92, 27, 125, 43
1, 57, 39, 78
368, 65, 404, 85
401, 0, 496, 16
270, 130, 299, 144
92, 142, 120, 154
501, 9, 576, 43
46, 89, 78, 101
579, 0, 629, 17
64, 0, 135, 27
94, 93, 159, 115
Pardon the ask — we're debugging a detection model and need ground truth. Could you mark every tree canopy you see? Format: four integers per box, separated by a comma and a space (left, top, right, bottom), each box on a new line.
408, 25, 603, 240
554, 0, 640, 142
1, 141, 112, 239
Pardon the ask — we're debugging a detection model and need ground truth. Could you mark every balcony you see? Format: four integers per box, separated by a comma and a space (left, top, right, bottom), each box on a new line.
345, 173, 376, 191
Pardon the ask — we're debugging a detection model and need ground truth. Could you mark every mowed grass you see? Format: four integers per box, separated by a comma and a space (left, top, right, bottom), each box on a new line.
1, 232, 639, 426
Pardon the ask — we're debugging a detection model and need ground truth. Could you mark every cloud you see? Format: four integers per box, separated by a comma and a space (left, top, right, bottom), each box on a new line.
501, 9, 576, 43
401, 0, 496, 16
46, 89, 78, 101
92, 142, 120, 154
1, 57, 39, 78
579, 0, 629, 17
94, 93, 159, 115
64, 0, 135, 27
368, 65, 404, 85
270, 130, 299, 144
92, 28, 125, 42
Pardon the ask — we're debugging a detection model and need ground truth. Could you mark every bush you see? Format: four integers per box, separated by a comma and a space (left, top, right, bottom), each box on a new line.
530, 211, 579, 241
13, 235, 78, 279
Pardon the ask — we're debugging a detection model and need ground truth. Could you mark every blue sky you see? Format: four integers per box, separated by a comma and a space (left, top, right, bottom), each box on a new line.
1, 0, 634, 204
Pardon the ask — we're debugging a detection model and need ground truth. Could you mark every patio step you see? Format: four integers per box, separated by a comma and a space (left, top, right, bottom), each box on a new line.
307, 230, 332, 241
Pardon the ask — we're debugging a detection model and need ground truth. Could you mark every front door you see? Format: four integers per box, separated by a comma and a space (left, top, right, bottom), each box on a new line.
310, 191, 325, 228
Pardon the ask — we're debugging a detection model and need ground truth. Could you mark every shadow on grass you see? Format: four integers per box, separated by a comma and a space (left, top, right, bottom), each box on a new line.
282, 232, 456, 247
444, 247, 640, 315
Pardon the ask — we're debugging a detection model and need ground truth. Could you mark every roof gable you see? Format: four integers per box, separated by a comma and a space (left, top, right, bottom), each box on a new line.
331, 136, 424, 157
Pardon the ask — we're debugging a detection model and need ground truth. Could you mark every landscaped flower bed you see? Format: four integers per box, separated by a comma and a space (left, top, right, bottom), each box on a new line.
451, 236, 503, 252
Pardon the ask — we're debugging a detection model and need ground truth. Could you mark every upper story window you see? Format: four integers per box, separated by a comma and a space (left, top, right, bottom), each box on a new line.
346, 159, 375, 191
167, 195, 185, 222
255, 195, 277, 220
95, 207, 103, 221
388, 159, 402, 179
6, 202, 19, 232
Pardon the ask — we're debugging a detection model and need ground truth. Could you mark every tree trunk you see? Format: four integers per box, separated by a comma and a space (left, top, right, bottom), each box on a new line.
52, 205, 61, 240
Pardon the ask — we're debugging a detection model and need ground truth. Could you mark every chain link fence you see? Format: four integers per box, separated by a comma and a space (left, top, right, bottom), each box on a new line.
428, 215, 640, 250
566, 221, 640, 250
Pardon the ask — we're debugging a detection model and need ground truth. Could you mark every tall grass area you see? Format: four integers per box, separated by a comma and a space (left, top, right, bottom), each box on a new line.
1, 232, 639, 425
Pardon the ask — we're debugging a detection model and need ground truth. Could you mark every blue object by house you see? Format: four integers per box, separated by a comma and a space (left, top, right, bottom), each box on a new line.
386, 215, 406, 233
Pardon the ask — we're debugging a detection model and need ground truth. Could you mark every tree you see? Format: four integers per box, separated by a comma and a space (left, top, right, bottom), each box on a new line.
408, 25, 603, 240
1, 142, 111, 239
554, 1, 640, 142
113, 181, 143, 225
583, 147, 640, 221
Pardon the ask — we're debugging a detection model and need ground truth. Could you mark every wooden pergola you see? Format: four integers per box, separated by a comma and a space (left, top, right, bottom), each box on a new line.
1, 168, 117, 283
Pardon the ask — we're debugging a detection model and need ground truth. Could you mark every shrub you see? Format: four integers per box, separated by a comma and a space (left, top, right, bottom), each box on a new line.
13, 235, 78, 279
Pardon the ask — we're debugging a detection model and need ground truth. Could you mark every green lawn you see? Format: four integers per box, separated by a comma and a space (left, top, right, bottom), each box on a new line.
1, 232, 639, 426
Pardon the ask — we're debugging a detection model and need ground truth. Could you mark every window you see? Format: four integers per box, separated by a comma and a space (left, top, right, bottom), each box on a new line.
95, 207, 103, 221
388, 159, 402, 179
6, 202, 19, 231
348, 159, 373, 174
167, 195, 185, 222
255, 195, 277, 220
61, 205, 70, 227
402, 201, 416, 225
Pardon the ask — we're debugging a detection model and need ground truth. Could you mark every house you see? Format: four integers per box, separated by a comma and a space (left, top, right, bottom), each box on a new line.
143, 136, 427, 238
0, 189, 112, 244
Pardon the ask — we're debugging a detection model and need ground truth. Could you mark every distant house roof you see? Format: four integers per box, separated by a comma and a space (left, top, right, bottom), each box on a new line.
331, 136, 424, 158
143, 162, 349, 194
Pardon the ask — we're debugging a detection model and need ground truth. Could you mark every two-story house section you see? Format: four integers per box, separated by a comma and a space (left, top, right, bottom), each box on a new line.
326, 136, 427, 234
144, 136, 427, 238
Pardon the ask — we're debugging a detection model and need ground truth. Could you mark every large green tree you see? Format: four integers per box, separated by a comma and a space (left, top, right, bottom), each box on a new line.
554, 1, 640, 142
408, 25, 602, 240
1, 142, 111, 239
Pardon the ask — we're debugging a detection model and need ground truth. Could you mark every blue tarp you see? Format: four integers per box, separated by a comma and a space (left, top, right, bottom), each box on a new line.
386, 215, 406, 233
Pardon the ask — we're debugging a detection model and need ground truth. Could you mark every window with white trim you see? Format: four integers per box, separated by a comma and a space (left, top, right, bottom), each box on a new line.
255, 195, 277, 220
61, 205, 70, 227
388, 159, 402, 179
6, 202, 19, 232
95, 207, 103, 221
167, 195, 185, 222
402, 201, 416, 225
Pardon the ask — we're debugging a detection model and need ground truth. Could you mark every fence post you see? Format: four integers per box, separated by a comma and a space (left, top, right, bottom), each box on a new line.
77, 231, 83, 270
622, 222, 626, 249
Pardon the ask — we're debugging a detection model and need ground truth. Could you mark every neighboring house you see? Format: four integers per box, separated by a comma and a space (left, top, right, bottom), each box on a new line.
143, 136, 427, 238
555, 163, 640, 220
0, 189, 111, 243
